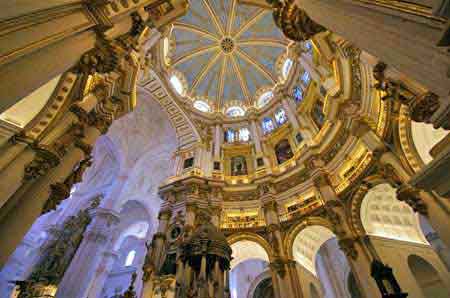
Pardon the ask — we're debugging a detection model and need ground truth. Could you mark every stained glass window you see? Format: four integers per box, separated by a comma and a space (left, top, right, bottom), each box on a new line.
225, 129, 236, 143
257, 91, 273, 108
304, 40, 313, 53
262, 117, 275, 134
170, 75, 184, 95
293, 86, 303, 103
275, 108, 287, 126
226, 106, 245, 117
282, 58, 293, 79
125, 250, 136, 266
193, 100, 211, 112
239, 127, 250, 142
301, 71, 311, 86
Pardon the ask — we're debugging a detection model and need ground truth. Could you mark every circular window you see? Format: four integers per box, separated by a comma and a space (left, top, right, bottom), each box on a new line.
257, 91, 273, 108
193, 100, 211, 112
226, 106, 245, 117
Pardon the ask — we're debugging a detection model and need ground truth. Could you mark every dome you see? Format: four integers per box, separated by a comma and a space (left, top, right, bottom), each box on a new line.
163, 0, 291, 115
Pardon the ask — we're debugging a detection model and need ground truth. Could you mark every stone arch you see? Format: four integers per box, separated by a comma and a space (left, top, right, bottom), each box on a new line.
408, 254, 450, 298
246, 270, 273, 298
227, 232, 274, 267
351, 182, 428, 244
284, 216, 336, 260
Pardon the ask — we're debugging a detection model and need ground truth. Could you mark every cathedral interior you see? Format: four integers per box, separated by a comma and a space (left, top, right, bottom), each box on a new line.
0, 1, 450, 298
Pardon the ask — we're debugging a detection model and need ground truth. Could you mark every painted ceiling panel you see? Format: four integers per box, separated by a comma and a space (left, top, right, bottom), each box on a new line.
222, 63, 246, 102
177, 0, 220, 36
238, 45, 285, 77
176, 50, 217, 89
235, 55, 272, 96
231, 4, 262, 35
172, 29, 216, 59
209, 0, 233, 31
166, 0, 290, 113
195, 58, 222, 99
238, 11, 285, 41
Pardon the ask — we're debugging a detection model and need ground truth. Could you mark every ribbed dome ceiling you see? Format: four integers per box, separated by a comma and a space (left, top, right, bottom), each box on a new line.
165, 0, 291, 115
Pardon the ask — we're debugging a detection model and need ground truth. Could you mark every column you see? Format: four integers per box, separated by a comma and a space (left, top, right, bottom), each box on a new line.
0, 122, 101, 267
214, 123, 222, 160
312, 170, 380, 298
85, 250, 119, 298
152, 206, 172, 271
56, 208, 120, 298
261, 185, 301, 298
352, 118, 450, 248
397, 185, 450, 248
141, 203, 173, 298
296, 0, 450, 99
281, 97, 301, 131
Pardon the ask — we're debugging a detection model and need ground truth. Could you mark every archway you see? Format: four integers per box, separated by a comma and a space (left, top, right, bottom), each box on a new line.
360, 183, 427, 244
229, 240, 270, 298
252, 277, 274, 298
408, 254, 450, 298
289, 223, 356, 298
411, 121, 447, 165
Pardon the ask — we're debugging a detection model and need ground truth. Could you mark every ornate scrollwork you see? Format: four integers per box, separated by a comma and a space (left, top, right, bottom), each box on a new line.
373, 62, 440, 124
396, 184, 428, 216
268, 0, 326, 42
41, 157, 92, 214
410, 92, 441, 124
24, 147, 60, 181
17, 204, 94, 297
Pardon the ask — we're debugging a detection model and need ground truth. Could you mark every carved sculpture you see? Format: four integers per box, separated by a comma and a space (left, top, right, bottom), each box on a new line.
267, 0, 326, 41
16, 199, 98, 298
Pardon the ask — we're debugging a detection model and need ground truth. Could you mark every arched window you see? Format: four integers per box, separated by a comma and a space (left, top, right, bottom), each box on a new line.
170, 74, 184, 95
282, 58, 293, 79
238, 127, 250, 142
163, 37, 170, 58
257, 91, 273, 108
261, 117, 275, 134
274, 108, 287, 126
193, 100, 211, 112
304, 40, 313, 53
225, 129, 236, 143
226, 106, 245, 117
301, 71, 311, 86
292, 86, 303, 103
125, 250, 136, 267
